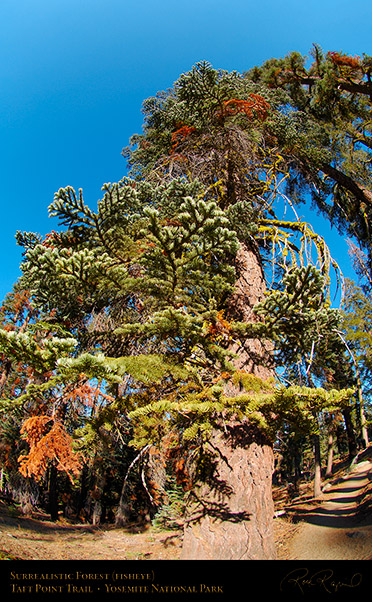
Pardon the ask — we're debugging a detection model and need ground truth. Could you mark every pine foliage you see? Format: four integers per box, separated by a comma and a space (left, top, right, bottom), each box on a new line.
0, 50, 369, 524
245, 45, 372, 272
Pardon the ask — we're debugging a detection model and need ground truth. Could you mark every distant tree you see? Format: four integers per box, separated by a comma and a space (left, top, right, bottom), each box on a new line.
342, 279, 372, 445
255, 265, 355, 495
347, 241, 372, 291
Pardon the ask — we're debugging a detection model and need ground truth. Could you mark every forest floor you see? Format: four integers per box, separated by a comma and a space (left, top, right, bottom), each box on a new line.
1, 447, 372, 561
0, 504, 183, 560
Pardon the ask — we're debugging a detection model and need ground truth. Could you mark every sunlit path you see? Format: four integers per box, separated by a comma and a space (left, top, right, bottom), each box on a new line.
287, 458, 372, 560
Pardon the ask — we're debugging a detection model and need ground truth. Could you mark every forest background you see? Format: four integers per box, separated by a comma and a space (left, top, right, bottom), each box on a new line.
1, 0, 372, 561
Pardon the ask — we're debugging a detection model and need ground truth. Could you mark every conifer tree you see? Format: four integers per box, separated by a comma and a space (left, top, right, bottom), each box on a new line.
246, 46, 372, 272
255, 265, 356, 494
119, 60, 355, 557
2, 56, 360, 558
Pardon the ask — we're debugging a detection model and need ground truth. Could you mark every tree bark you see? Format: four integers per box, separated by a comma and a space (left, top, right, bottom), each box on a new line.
92, 472, 106, 526
0, 359, 12, 395
320, 163, 372, 208
356, 373, 369, 448
181, 243, 276, 559
326, 431, 334, 477
295, 73, 372, 100
115, 445, 151, 527
343, 407, 358, 459
181, 420, 275, 559
115, 491, 131, 527
293, 447, 302, 493
313, 432, 322, 498
359, 403, 369, 449
76, 463, 88, 518
48, 463, 59, 522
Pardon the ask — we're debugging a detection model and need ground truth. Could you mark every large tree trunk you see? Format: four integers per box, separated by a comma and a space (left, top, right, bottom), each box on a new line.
356, 379, 369, 448
181, 420, 275, 559
0, 359, 12, 395
181, 243, 276, 560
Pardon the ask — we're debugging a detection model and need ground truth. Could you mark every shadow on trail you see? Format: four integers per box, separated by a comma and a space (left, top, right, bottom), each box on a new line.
0, 500, 153, 540
287, 464, 372, 529
291, 506, 360, 528
340, 473, 371, 483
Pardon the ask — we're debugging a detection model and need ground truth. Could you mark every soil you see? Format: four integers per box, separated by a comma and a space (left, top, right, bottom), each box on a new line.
0, 507, 183, 561
275, 447, 372, 560
1, 448, 372, 561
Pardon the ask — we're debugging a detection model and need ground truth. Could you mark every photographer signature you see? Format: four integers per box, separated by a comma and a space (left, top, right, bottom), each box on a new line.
280, 567, 362, 595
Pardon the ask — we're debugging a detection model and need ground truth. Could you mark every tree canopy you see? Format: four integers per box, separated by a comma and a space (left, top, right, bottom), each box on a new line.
246, 46, 372, 266
0, 48, 370, 555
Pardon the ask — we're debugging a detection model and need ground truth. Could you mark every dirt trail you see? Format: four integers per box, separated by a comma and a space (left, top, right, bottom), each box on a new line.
286, 457, 372, 560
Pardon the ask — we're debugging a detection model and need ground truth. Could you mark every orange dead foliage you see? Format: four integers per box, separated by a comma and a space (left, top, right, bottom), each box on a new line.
170, 125, 196, 153
18, 415, 82, 482
217, 94, 270, 121
205, 310, 233, 340
41, 231, 62, 249
328, 51, 362, 71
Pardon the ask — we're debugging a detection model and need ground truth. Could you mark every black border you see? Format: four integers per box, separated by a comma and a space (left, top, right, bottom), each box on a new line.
0, 560, 370, 601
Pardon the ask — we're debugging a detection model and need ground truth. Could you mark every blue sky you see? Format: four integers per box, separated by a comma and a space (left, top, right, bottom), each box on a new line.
1, 0, 371, 303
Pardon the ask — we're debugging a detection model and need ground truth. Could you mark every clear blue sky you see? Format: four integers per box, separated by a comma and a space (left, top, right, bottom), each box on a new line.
1, 0, 371, 303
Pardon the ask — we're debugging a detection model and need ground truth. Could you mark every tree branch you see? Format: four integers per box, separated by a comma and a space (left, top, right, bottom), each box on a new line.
320, 163, 372, 206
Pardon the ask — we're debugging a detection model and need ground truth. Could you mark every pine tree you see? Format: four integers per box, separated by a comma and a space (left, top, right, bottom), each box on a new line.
120, 61, 354, 557
4, 57, 359, 557
246, 45, 372, 273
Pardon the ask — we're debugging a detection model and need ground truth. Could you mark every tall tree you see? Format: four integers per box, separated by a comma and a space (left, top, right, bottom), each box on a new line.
255, 265, 357, 495
121, 61, 351, 557
5, 57, 358, 559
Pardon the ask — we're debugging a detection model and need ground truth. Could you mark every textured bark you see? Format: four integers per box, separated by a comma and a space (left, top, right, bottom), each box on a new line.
321, 163, 372, 208
0, 359, 11, 395
181, 421, 275, 559
181, 242, 276, 560
48, 464, 59, 522
313, 433, 322, 498
226, 242, 274, 380
326, 431, 334, 477
356, 375, 369, 448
